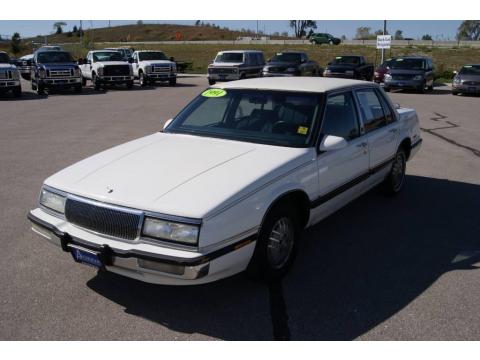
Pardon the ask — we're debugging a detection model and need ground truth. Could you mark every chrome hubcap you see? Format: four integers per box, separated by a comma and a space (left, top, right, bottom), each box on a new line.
392, 153, 405, 190
267, 217, 295, 270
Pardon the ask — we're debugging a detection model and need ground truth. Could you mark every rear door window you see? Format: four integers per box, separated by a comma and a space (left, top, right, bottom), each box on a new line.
355, 89, 387, 132
322, 92, 360, 140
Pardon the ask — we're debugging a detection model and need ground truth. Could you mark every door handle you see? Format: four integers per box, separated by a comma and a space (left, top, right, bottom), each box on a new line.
356, 142, 368, 148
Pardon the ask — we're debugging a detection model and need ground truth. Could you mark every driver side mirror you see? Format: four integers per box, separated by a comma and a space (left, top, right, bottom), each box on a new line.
128, 58, 134, 63
319, 135, 348, 152
169, 56, 175, 62
87, 59, 92, 65
77, 58, 84, 65
162, 118, 173, 131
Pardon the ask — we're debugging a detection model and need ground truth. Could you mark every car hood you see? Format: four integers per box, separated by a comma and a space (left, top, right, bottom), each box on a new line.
265, 61, 299, 69
209, 62, 242, 67
388, 68, 425, 76
458, 74, 480, 82
40, 62, 77, 69
140, 60, 173, 66
45, 132, 312, 219
96, 61, 130, 67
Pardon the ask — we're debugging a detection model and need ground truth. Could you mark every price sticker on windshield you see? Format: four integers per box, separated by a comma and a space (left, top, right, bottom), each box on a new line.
297, 126, 309, 135
202, 89, 227, 98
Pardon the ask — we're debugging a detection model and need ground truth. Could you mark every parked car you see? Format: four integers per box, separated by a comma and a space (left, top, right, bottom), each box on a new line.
324, 55, 374, 81
104, 47, 134, 62
262, 51, 323, 77
18, 54, 33, 80
0, 51, 22, 98
28, 77, 422, 285
383, 56, 434, 93
79, 50, 134, 90
207, 50, 265, 85
131, 50, 177, 86
34, 45, 64, 53
309, 33, 341, 45
374, 58, 393, 84
452, 64, 480, 95
30, 50, 82, 95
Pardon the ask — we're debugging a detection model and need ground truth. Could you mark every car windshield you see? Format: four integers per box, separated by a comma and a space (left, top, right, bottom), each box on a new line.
165, 89, 320, 147
332, 56, 360, 65
37, 51, 74, 63
93, 51, 124, 62
139, 52, 168, 61
0, 53, 10, 63
389, 58, 426, 69
270, 53, 301, 63
215, 52, 243, 63
459, 65, 480, 75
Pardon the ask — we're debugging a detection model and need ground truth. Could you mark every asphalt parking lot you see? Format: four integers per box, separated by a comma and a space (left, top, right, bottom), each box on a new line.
1, 77, 479, 340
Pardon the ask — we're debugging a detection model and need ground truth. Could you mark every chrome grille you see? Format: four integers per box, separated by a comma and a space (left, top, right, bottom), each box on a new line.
65, 198, 141, 240
210, 67, 237, 74
153, 66, 170, 73
0, 71, 9, 79
392, 74, 415, 80
48, 69, 73, 78
464, 81, 480, 86
103, 65, 130, 76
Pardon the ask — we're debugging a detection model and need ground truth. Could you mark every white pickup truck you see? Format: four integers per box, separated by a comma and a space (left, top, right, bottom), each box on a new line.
79, 50, 134, 90
131, 50, 177, 86
28, 77, 421, 285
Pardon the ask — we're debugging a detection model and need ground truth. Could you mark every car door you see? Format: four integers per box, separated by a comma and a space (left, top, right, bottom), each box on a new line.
355, 87, 400, 170
82, 52, 93, 79
131, 52, 139, 77
315, 91, 370, 205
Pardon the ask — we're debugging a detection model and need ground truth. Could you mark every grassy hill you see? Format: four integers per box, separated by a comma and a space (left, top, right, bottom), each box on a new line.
27, 23, 265, 44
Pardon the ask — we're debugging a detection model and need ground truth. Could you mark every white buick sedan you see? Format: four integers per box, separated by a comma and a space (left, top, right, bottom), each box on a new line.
28, 77, 422, 285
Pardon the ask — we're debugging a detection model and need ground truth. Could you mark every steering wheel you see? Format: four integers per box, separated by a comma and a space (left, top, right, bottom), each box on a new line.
271, 121, 289, 134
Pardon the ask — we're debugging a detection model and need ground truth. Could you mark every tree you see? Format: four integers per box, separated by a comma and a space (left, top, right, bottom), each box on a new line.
136, 20, 144, 25
394, 30, 404, 40
195, 20, 201, 26
73, 25, 78, 33
341, 35, 347, 41
456, 20, 480, 40
421, 34, 433, 40
281, 31, 289, 37
53, 22, 66, 34
289, 21, 317, 38
10, 32, 21, 55
355, 26, 371, 40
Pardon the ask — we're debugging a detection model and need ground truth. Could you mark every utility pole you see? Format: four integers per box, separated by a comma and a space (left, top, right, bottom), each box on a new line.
381, 20, 387, 64
256, 20, 259, 38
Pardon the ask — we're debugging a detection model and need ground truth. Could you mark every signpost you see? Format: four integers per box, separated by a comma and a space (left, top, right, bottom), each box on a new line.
377, 34, 392, 65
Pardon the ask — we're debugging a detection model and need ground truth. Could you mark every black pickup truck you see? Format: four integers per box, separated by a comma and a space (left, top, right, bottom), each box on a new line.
323, 55, 374, 81
262, 51, 323, 77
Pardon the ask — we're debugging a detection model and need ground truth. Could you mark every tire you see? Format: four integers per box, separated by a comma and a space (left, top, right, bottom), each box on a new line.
383, 148, 407, 195
37, 83, 45, 96
417, 81, 426, 94
208, 79, 216, 85
31, 81, 37, 91
247, 202, 300, 282
74, 84, 82, 93
139, 72, 147, 87
81, 77, 87, 86
452, 90, 459, 96
427, 84, 434, 92
329, 40, 333, 45
13, 86, 22, 98
92, 73, 101, 91
169, 77, 177, 86
126, 81, 134, 89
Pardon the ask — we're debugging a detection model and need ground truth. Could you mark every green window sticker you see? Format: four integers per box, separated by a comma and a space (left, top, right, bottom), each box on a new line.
464, 65, 472, 68
336, 56, 342, 59
202, 89, 227, 98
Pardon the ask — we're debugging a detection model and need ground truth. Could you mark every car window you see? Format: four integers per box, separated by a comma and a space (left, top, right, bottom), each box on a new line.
181, 96, 230, 127
376, 90, 395, 124
322, 92, 360, 140
355, 89, 387, 132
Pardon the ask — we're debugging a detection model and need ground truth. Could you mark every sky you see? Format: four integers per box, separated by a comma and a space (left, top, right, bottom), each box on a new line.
0, 20, 462, 40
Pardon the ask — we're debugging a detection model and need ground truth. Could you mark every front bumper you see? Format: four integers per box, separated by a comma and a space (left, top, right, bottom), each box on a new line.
384, 79, 423, 90
452, 84, 480, 94
98, 75, 134, 84
0, 79, 20, 88
28, 208, 256, 285
207, 73, 240, 81
145, 72, 176, 81
40, 77, 82, 88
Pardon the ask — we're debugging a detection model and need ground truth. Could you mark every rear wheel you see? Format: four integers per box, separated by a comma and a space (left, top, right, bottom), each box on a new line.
247, 203, 300, 282
383, 148, 407, 195
208, 79, 216, 85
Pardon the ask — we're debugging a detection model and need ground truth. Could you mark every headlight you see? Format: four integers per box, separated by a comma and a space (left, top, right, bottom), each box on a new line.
129, 66, 133, 76
38, 68, 46, 78
39, 188, 66, 214
142, 217, 199, 245
453, 76, 461, 84
97, 67, 104, 76
413, 75, 423, 81
74, 68, 81, 77
145, 65, 152, 73
384, 74, 392, 81
12, 70, 20, 80
171, 64, 177, 73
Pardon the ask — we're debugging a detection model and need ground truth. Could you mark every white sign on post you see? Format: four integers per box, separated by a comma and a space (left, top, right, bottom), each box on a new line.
377, 35, 392, 49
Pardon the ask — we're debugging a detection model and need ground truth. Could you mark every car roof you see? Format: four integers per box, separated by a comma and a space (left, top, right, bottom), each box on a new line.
136, 50, 165, 52
274, 51, 304, 54
393, 56, 430, 59
213, 77, 374, 93
91, 50, 120, 53
217, 50, 263, 53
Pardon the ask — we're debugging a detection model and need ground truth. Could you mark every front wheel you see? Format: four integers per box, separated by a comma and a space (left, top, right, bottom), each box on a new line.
139, 72, 147, 87
74, 84, 82, 93
247, 203, 300, 282
169, 77, 177, 86
36, 83, 45, 96
126, 81, 134, 89
208, 79, 216, 85
383, 148, 407, 195
13, 86, 22, 98
92, 73, 101, 91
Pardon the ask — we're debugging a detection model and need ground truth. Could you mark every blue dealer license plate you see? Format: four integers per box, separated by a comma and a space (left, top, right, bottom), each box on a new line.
71, 247, 103, 268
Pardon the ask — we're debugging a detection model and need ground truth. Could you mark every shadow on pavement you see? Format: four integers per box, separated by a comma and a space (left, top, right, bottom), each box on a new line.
87, 175, 480, 340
